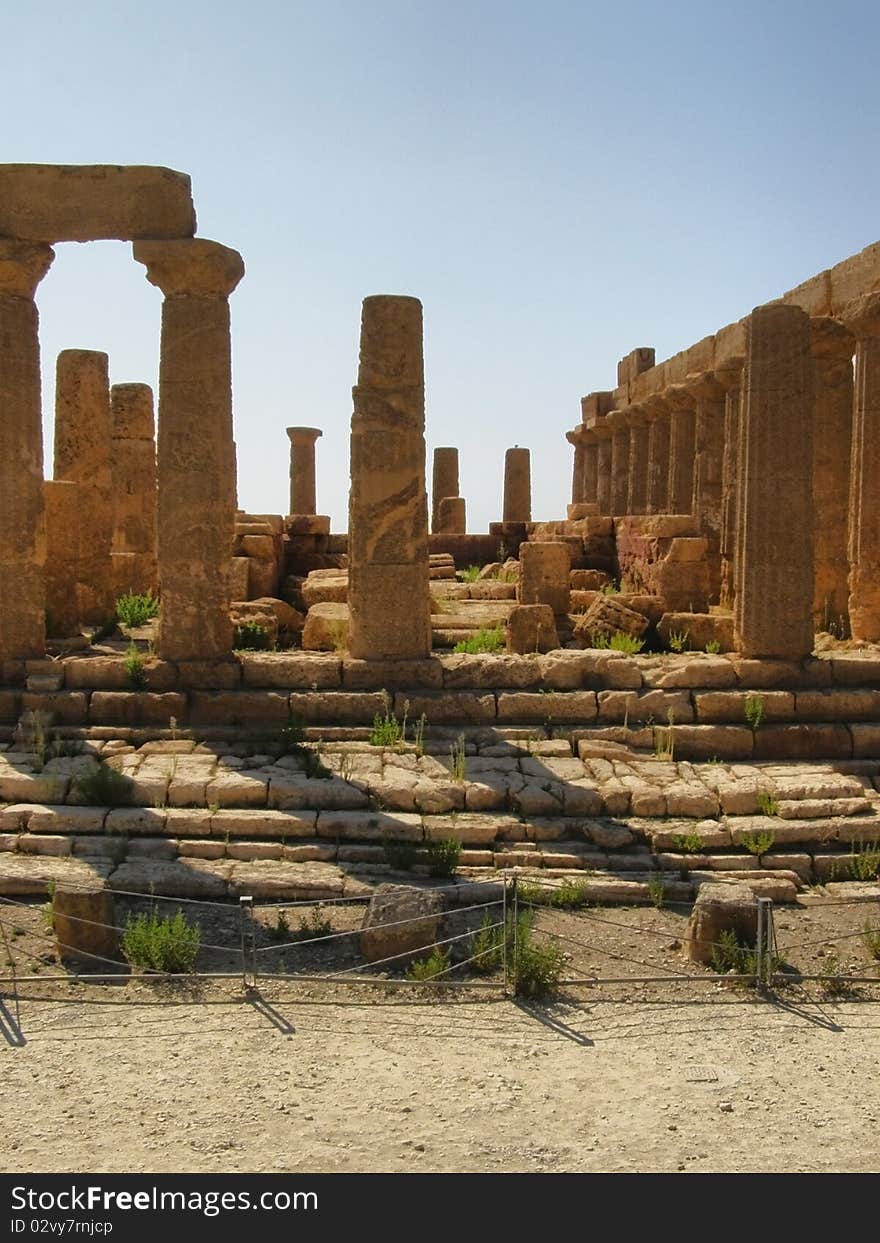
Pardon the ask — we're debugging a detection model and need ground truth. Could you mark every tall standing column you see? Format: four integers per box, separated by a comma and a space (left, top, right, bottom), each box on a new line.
666, 386, 697, 514
715, 358, 744, 611
431, 446, 460, 532
111, 383, 158, 595
502, 447, 531, 523
688, 371, 725, 602
348, 295, 431, 660
845, 293, 880, 642
626, 407, 650, 515
734, 303, 814, 658
606, 411, 630, 516
133, 239, 244, 661
0, 240, 54, 663
809, 318, 854, 634
566, 430, 585, 506
645, 397, 670, 513
594, 426, 613, 516
582, 432, 599, 506
54, 349, 115, 623
286, 426, 322, 516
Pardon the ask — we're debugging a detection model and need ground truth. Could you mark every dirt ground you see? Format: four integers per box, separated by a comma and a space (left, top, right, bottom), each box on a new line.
2, 890, 879, 1175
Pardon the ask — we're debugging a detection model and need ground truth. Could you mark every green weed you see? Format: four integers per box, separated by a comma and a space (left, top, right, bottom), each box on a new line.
450, 733, 467, 783
744, 693, 765, 731
116, 591, 160, 628
124, 642, 147, 690
425, 838, 461, 878
233, 621, 272, 651
73, 762, 133, 806
756, 791, 779, 818
741, 828, 775, 856
704, 640, 721, 655
408, 946, 451, 981
668, 629, 690, 653
122, 908, 200, 973
453, 626, 505, 654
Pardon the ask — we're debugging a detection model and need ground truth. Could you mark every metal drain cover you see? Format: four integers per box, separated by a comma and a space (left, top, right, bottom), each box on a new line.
684, 1066, 719, 1083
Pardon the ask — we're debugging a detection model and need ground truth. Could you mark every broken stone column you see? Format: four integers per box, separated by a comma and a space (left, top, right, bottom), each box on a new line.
518, 541, 571, 615
286, 426, 322, 516
734, 303, 814, 659
715, 357, 744, 611
846, 293, 880, 642
0, 240, 54, 663
665, 386, 697, 514
645, 396, 670, 514
431, 446, 460, 532
810, 318, 854, 634
688, 371, 726, 603
606, 410, 630, 516
348, 295, 431, 659
580, 392, 613, 510
133, 238, 244, 661
110, 382, 158, 595
566, 428, 586, 506
437, 496, 466, 534
626, 406, 650, 515
43, 481, 80, 637
54, 349, 115, 624
502, 447, 531, 523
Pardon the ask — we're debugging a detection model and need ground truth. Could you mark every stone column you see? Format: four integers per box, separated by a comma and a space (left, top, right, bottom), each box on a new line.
734, 304, 814, 658
348, 295, 431, 659
44, 481, 81, 637
111, 383, 158, 595
808, 318, 855, 634
431, 446, 460, 532
688, 371, 725, 602
606, 410, 630, 516
54, 349, 115, 624
594, 425, 613, 516
582, 431, 599, 506
665, 386, 697, 514
645, 397, 670, 514
626, 407, 650, 515
715, 358, 744, 611
566, 429, 586, 506
845, 293, 880, 642
132, 238, 244, 661
285, 426, 322, 516
0, 240, 54, 663
502, 447, 531, 523
437, 496, 466, 534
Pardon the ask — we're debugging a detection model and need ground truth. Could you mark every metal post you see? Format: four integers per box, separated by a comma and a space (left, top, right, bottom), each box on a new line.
239, 896, 255, 990
755, 897, 764, 988
511, 873, 519, 997
501, 879, 509, 996
760, 898, 775, 987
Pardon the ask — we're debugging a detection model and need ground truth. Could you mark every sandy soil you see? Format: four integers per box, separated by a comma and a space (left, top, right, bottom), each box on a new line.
2, 892, 879, 1175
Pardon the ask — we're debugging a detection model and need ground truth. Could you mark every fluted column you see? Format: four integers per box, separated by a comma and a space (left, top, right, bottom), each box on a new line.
133, 238, 244, 661
714, 357, 744, 611
734, 304, 814, 658
348, 295, 431, 659
594, 424, 613, 516
626, 406, 650, 515
431, 446, 460, 532
566, 428, 586, 506
687, 371, 725, 602
666, 385, 697, 514
809, 318, 854, 634
845, 293, 880, 642
111, 382, 158, 595
582, 431, 599, 506
606, 410, 630, 516
286, 426, 322, 516
645, 396, 670, 514
503, 447, 531, 523
0, 240, 54, 662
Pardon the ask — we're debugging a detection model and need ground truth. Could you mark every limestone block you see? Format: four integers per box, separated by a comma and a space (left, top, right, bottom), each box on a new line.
0, 164, 195, 242
360, 883, 446, 964
686, 881, 757, 964
437, 496, 466, 534
54, 884, 120, 965
302, 602, 349, 652
302, 573, 348, 607
570, 569, 610, 591
506, 605, 559, 654
228, 557, 250, 600
656, 613, 735, 654
518, 542, 571, 615
574, 596, 649, 644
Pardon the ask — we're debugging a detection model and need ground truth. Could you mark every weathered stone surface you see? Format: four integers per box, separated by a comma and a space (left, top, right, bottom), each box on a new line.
686, 881, 757, 965
845, 295, 880, 640
506, 605, 559, 654
656, 614, 735, 655
574, 596, 649, 644
439, 653, 541, 690
431, 447, 460, 533
437, 496, 466, 535
518, 542, 570, 615
286, 427, 322, 516
360, 883, 446, 964
503, 447, 531, 523
693, 690, 795, 723
302, 603, 349, 652
497, 691, 597, 724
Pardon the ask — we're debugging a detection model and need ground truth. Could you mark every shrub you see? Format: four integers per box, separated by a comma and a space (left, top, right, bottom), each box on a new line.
370, 710, 403, 747
843, 841, 880, 881
408, 946, 451, 981
461, 565, 482, 583
425, 838, 461, 878
233, 621, 272, 651
862, 920, 880, 960
647, 876, 666, 909
116, 591, 160, 628
672, 831, 705, 854
469, 912, 505, 974
122, 908, 200, 973
453, 626, 505, 654
383, 840, 419, 871
124, 642, 147, 690
709, 928, 756, 976
291, 904, 333, 942
450, 733, 467, 782
513, 913, 564, 1000
73, 762, 133, 806
741, 828, 775, 856
519, 879, 590, 909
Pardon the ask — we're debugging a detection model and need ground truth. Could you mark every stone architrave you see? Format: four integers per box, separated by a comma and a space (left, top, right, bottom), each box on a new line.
431, 447, 459, 532
347, 295, 431, 660
715, 358, 744, 611
665, 385, 697, 515
734, 304, 814, 659
566, 429, 586, 506
0, 240, 54, 663
687, 371, 726, 603
132, 238, 244, 661
437, 496, 466, 534
518, 541, 571, 615
54, 349, 115, 624
286, 426, 322, 516
809, 318, 855, 633
645, 397, 670, 514
606, 410, 630, 516
110, 382, 158, 594
502, 447, 531, 523
626, 407, 650, 515
845, 292, 880, 642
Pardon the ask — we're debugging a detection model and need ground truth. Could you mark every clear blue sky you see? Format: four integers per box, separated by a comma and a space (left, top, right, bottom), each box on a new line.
5, 1, 879, 532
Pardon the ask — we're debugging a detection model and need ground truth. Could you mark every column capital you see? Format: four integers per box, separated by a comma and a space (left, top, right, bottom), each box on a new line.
713, 356, 745, 392
565, 426, 587, 447
683, 369, 725, 401
0, 239, 54, 297
132, 238, 244, 298
809, 315, 855, 364
660, 382, 697, 414
839, 291, 880, 338
286, 426, 323, 446
623, 403, 651, 428
603, 408, 628, 433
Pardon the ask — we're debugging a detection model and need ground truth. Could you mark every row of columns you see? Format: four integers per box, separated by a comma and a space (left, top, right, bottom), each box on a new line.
568, 294, 880, 654
0, 236, 243, 666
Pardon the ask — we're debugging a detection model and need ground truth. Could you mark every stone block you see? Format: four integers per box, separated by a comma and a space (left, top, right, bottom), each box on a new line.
518, 542, 571, 615
686, 881, 757, 964
506, 605, 559, 654
302, 603, 349, 652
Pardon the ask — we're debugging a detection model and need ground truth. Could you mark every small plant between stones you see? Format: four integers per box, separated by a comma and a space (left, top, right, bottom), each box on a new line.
741, 828, 775, 856
744, 693, 765, 731
408, 946, 451, 981
672, 831, 705, 854
425, 838, 461, 878
592, 630, 644, 654
668, 629, 690, 653
73, 761, 133, 806
756, 791, 779, 817
124, 642, 147, 690
453, 626, 505, 654
233, 621, 273, 651
115, 590, 160, 628
450, 733, 467, 783
704, 639, 721, 654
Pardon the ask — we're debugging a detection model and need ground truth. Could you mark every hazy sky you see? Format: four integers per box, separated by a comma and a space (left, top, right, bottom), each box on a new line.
5, 1, 879, 531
